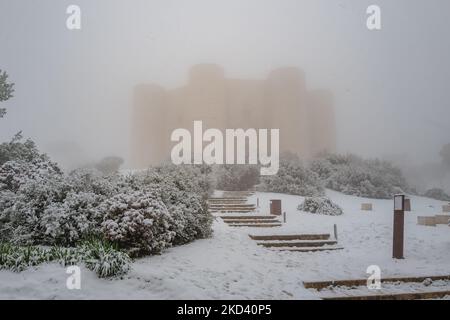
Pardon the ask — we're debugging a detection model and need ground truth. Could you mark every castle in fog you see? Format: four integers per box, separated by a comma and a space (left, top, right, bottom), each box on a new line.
131, 64, 336, 168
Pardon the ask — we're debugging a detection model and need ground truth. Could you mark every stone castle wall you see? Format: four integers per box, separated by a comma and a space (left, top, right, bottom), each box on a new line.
131, 64, 336, 167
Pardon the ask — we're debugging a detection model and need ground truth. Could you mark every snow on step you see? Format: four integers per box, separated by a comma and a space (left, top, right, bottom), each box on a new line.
209, 205, 256, 209
210, 207, 255, 210
211, 210, 257, 213
223, 219, 280, 224
304, 275, 450, 300
227, 223, 282, 228
220, 215, 276, 220
208, 198, 247, 201
323, 290, 450, 300
303, 275, 450, 290
271, 246, 344, 253
249, 234, 331, 241
257, 240, 338, 248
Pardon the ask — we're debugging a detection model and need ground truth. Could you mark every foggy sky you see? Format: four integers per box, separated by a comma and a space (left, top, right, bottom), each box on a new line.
0, 0, 449, 168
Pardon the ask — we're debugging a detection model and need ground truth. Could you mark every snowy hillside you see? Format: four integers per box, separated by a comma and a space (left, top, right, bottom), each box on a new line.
0, 190, 449, 299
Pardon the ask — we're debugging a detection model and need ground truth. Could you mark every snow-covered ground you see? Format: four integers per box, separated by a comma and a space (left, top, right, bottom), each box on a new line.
0, 190, 449, 299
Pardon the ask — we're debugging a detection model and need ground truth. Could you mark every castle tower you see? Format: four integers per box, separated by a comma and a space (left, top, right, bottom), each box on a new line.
307, 89, 336, 156
264, 67, 310, 158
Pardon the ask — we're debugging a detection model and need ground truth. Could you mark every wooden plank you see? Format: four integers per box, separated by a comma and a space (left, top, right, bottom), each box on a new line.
223, 219, 279, 224
322, 290, 450, 300
249, 234, 330, 241
257, 240, 337, 248
219, 216, 275, 220
303, 275, 450, 290
228, 223, 282, 228
276, 246, 343, 253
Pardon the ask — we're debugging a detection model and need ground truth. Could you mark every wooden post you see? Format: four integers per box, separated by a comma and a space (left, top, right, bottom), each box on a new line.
283, 212, 286, 223
393, 194, 405, 259
334, 224, 338, 241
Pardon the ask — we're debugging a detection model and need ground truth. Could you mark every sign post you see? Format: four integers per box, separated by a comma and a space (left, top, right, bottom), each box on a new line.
270, 199, 282, 216
393, 194, 405, 259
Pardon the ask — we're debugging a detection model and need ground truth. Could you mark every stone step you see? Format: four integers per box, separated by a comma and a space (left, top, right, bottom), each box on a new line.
223, 219, 280, 224
209, 198, 247, 201
257, 240, 338, 248
208, 200, 247, 203
210, 207, 254, 210
272, 246, 344, 252
322, 290, 450, 300
209, 204, 256, 208
210, 209, 255, 213
249, 234, 331, 241
223, 192, 254, 195
303, 274, 450, 290
219, 215, 275, 220
227, 223, 282, 228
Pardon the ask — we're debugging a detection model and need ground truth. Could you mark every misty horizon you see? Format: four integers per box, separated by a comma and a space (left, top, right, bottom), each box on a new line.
1, 0, 450, 174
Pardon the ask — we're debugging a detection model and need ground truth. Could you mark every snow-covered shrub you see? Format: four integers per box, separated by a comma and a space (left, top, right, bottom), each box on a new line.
1, 164, 119, 246
0, 243, 50, 272
0, 158, 68, 245
78, 238, 131, 278
0, 139, 214, 256
260, 158, 324, 196
140, 164, 214, 245
99, 191, 175, 256
215, 165, 260, 191
66, 168, 122, 197
49, 246, 84, 267
0, 240, 131, 278
40, 192, 104, 246
423, 188, 450, 201
166, 192, 212, 245
0, 135, 67, 244
309, 153, 409, 199
298, 197, 344, 216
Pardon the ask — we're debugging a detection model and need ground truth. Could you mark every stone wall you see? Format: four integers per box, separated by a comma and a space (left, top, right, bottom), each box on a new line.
131, 64, 336, 168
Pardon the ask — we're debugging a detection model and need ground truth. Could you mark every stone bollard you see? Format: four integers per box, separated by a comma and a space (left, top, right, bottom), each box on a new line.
417, 216, 436, 227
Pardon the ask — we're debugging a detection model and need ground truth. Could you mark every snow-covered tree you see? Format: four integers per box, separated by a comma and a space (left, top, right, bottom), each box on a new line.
215, 165, 260, 191
0, 69, 14, 118
261, 157, 324, 196
95, 156, 124, 175
423, 188, 450, 201
309, 153, 409, 199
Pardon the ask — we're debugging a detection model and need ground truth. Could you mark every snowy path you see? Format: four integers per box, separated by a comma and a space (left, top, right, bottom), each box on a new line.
0, 190, 449, 299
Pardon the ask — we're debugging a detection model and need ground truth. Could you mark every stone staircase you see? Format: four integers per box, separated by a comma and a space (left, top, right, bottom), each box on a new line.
249, 234, 343, 252
208, 192, 256, 213
211, 191, 343, 250
210, 192, 282, 227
